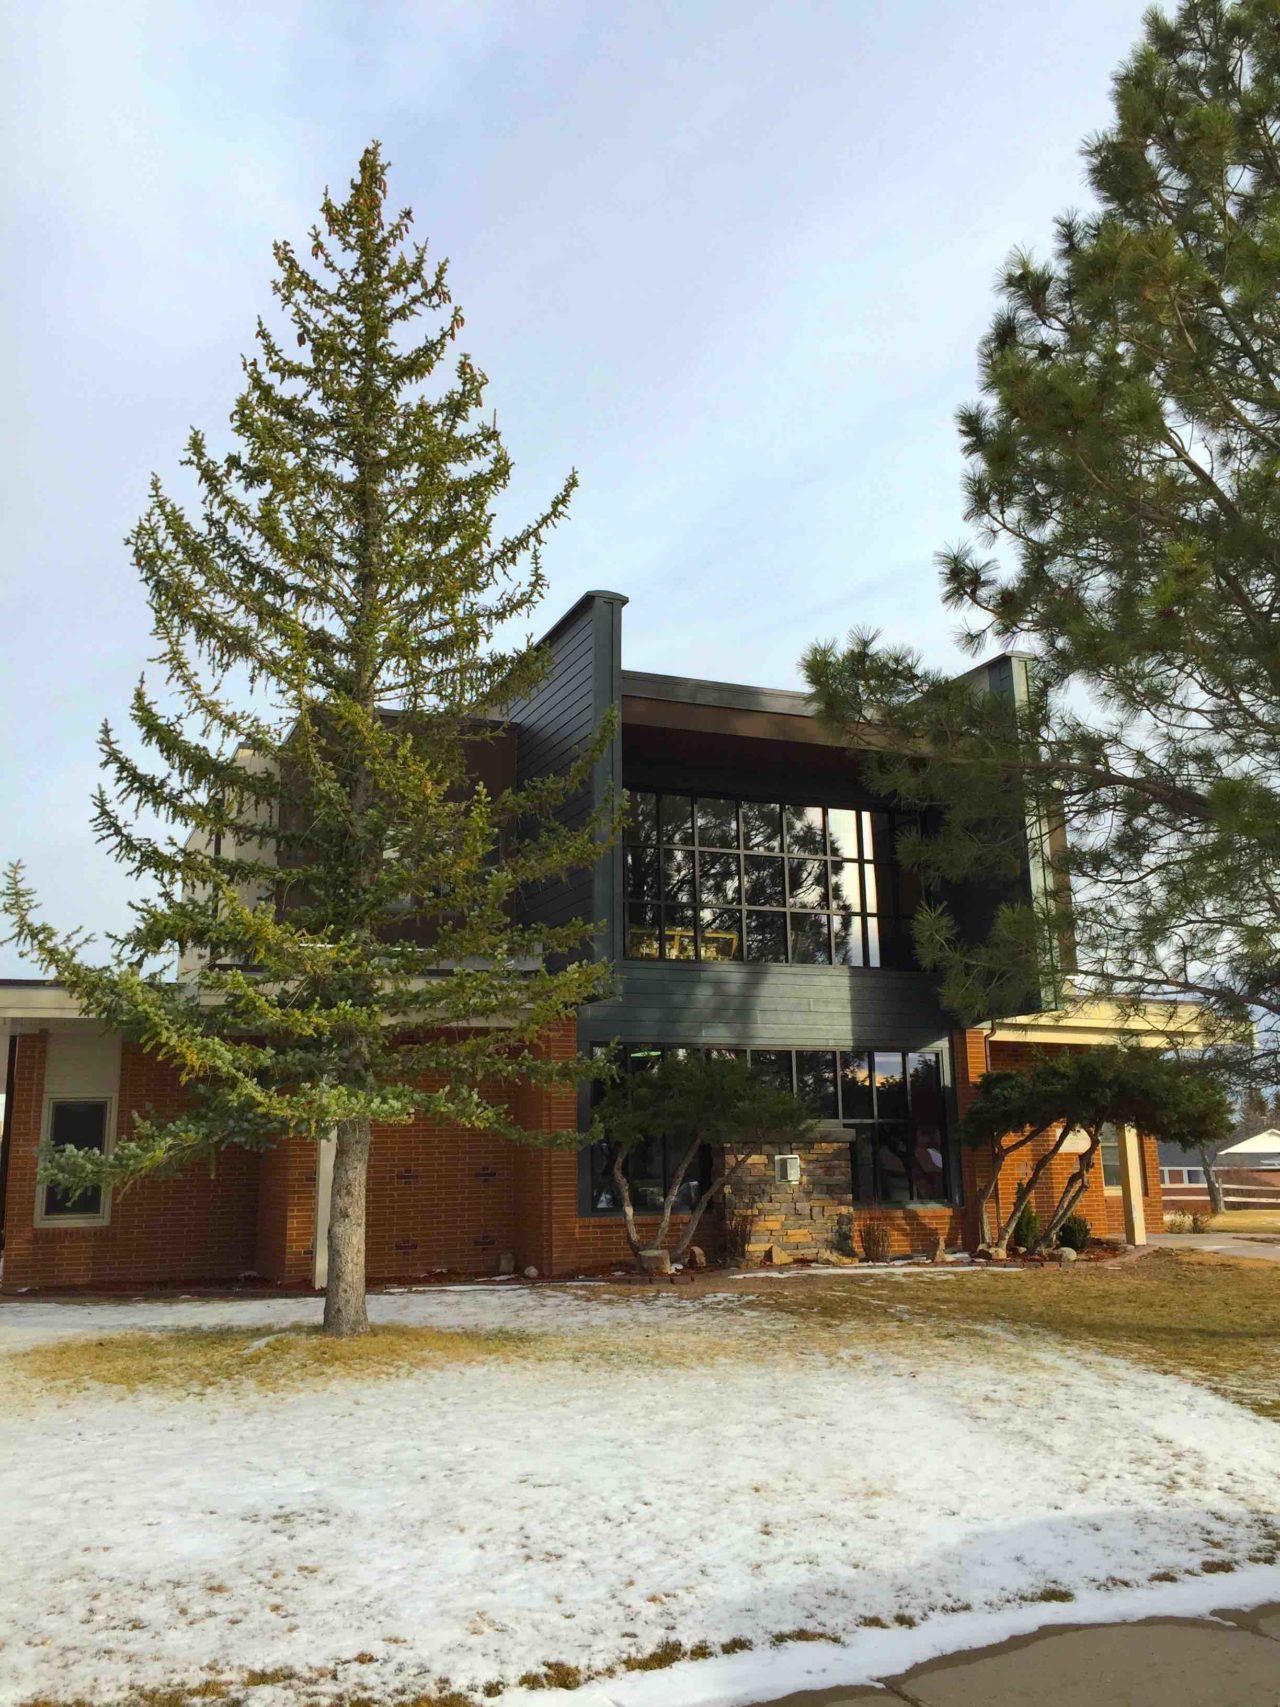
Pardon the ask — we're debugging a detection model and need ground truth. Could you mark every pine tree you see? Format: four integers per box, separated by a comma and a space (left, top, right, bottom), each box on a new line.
3, 145, 615, 1336
805, 0, 1280, 1091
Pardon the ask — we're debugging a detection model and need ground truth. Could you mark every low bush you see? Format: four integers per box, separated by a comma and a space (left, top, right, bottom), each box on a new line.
1164, 1210, 1211, 1234
859, 1220, 892, 1264
1058, 1214, 1091, 1252
721, 1203, 758, 1266
1011, 1201, 1041, 1251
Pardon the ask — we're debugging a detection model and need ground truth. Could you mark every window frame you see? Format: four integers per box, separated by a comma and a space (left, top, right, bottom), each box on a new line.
35, 1095, 115, 1228
622, 790, 914, 969
579, 1043, 958, 1215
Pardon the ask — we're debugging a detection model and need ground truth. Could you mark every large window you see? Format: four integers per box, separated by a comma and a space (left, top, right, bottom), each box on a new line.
39, 1099, 111, 1222
623, 792, 917, 967
583, 1046, 715, 1215
581, 1044, 954, 1214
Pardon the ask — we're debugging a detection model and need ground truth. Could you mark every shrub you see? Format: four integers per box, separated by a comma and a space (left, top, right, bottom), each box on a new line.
721, 1203, 758, 1267
859, 1220, 892, 1264
1164, 1210, 1193, 1233
1190, 1211, 1211, 1234
1058, 1214, 1091, 1252
1011, 1201, 1041, 1251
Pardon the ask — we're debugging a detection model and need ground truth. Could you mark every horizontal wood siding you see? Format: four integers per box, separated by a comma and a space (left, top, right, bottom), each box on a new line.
510, 594, 625, 954
579, 962, 951, 1050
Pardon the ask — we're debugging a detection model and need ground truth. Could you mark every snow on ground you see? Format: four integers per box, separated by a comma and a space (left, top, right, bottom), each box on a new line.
1, 1282, 1278, 1707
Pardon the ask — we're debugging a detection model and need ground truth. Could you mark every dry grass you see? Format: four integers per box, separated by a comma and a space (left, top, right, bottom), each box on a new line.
1205, 1209, 1280, 1234
744, 1249, 1280, 1418
10, 1322, 531, 1397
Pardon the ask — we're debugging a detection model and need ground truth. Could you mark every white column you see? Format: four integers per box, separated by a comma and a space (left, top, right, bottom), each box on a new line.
1118, 1123, 1147, 1246
312, 1130, 336, 1290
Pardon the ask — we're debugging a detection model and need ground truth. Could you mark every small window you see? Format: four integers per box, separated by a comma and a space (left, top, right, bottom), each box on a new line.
40, 1099, 111, 1222
1100, 1122, 1122, 1189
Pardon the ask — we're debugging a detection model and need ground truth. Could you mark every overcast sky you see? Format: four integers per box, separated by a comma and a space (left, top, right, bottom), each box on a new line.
1, 0, 1149, 974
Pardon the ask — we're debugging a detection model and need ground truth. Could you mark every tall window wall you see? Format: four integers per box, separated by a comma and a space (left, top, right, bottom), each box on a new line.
581, 1043, 954, 1214
623, 792, 918, 968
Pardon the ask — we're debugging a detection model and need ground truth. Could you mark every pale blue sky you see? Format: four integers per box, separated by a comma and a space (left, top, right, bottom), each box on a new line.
1, 0, 1147, 973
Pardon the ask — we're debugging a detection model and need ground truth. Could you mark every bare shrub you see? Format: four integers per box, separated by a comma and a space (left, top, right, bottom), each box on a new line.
859, 1220, 892, 1264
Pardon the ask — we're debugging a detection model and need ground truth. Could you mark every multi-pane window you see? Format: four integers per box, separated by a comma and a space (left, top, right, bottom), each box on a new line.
623, 791, 917, 967
581, 1044, 953, 1214
40, 1099, 110, 1221
583, 1046, 716, 1215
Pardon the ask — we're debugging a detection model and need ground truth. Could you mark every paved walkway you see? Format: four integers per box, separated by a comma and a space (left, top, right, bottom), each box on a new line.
757, 1606, 1280, 1706
1149, 1230, 1280, 1262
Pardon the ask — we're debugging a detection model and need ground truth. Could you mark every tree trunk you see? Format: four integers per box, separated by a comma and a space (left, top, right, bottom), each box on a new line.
671, 1148, 749, 1263
611, 1148, 644, 1258
989, 1122, 1072, 1254
1035, 1134, 1100, 1252
324, 1116, 372, 1337
1200, 1145, 1226, 1216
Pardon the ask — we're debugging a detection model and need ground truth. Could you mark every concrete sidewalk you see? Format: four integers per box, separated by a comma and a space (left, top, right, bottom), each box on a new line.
758, 1605, 1280, 1706
1149, 1231, 1280, 1262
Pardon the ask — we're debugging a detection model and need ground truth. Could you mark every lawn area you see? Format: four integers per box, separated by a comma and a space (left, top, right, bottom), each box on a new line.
1205, 1208, 1280, 1234
2, 1254, 1278, 1707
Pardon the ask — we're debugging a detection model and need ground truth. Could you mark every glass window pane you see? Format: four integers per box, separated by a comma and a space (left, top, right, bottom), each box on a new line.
746, 909, 788, 962
666, 1138, 709, 1211
829, 860, 861, 911
662, 847, 695, 903
695, 797, 739, 848
624, 845, 661, 900
589, 1140, 623, 1211
660, 795, 694, 845
873, 1052, 907, 1119
663, 905, 697, 960
1100, 1121, 1122, 1187
908, 1054, 948, 1200
874, 1124, 912, 1204
699, 909, 743, 961
865, 915, 881, 968
849, 1131, 875, 1204
750, 1049, 793, 1093
625, 903, 661, 959
741, 800, 783, 851
625, 791, 658, 846
864, 811, 893, 862
789, 911, 831, 964
628, 1133, 666, 1210
839, 1053, 873, 1120
862, 862, 879, 911
832, 912, 865, 967
827, 808, 860, 862
743, 854, 785, 908
698, 852, 741, 905
784, 805, 827, 855
796, 1051, 838, 1119
43, 1100, 108, 1219
787, 859, 828, 909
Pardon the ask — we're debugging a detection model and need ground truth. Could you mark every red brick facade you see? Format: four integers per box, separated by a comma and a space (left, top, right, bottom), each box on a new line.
0, 1022, 1162, 1290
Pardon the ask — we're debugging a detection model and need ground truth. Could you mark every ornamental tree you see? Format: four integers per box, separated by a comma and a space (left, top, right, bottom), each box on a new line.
804, 0, 1280, 1089
961, 1045, 1231, 1254
593, 1053, 815, 1267
3, 145, 615, 1336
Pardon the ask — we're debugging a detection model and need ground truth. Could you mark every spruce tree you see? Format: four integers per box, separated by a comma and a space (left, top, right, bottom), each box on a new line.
805, 0, 1280, 1091
4, 145, 615, 1336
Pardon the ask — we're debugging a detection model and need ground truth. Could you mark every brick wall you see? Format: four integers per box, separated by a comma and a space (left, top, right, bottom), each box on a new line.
2, 1035, 259, 1290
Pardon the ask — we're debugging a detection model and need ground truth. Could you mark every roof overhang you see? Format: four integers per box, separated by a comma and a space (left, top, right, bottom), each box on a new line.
986, 998, 1213, 1049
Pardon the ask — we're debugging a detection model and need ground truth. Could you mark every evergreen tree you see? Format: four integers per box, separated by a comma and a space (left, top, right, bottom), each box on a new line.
804, 0, 1280, 1089
961, 1045, 1231, 1253
593, 1054, 814, 1267
4, 145, 615, 1336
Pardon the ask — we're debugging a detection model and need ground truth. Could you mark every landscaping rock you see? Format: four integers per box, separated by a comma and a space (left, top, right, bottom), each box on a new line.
764, 1244, 792, 1266
931, 1231, 947, 1264
638, 1249, 672, 1275
497, 1251, 517, 1276
522, 1266, 539, 1280
1057, 1246, 1078, 1265
686, 1245, 707, 1269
